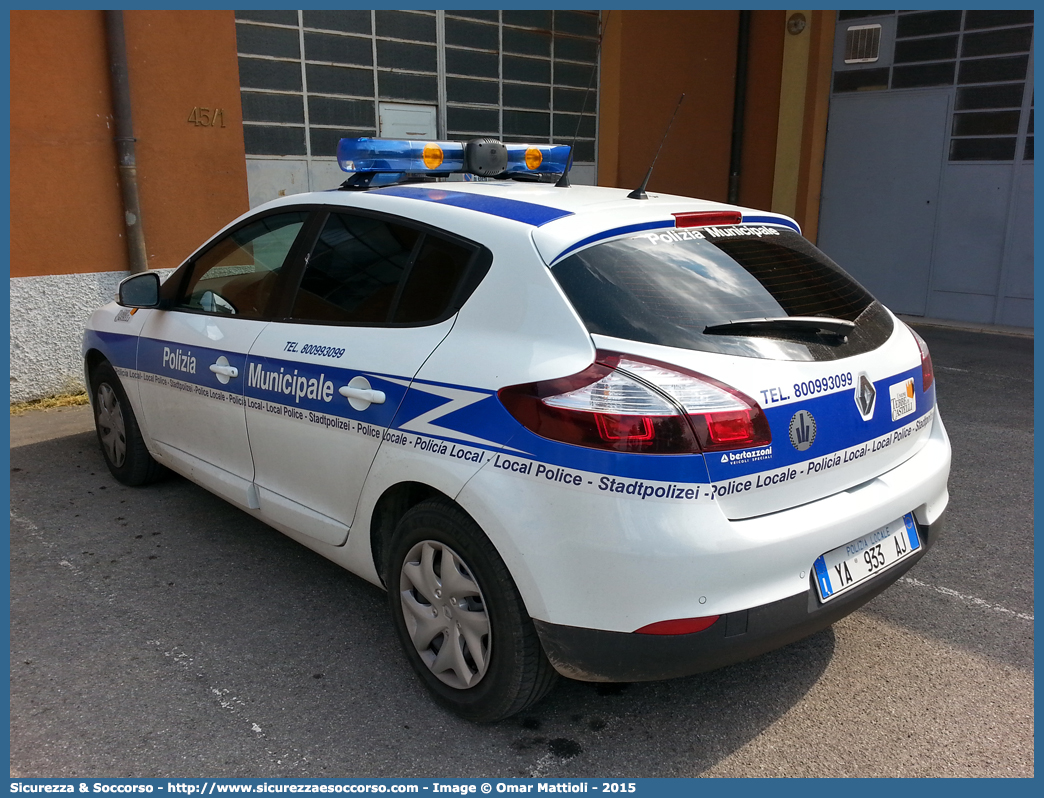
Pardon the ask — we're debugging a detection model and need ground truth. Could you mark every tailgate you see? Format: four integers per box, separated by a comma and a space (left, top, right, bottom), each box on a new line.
703, 324, 936, 519
593, 322, 937, 519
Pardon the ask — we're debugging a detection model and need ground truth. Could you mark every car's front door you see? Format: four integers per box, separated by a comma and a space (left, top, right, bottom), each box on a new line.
244, 209, 483, 545
136, 210, 310, 509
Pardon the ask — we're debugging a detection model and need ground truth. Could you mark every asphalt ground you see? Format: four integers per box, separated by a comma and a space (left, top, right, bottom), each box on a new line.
8, 326, 1033, 778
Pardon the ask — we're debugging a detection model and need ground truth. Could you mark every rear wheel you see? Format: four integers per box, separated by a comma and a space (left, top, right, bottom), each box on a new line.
387, 498, 558, 722
90, 360, 164, 486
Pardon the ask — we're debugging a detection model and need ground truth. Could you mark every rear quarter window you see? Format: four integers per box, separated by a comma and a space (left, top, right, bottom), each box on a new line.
551, 226, 893, 361
289, 210, 492, 327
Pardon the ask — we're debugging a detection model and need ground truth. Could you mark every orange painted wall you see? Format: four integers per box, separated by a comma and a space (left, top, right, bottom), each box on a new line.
9, 10, 249, 279
738, 11, 786, 211
10, 11, 127, 277
601, 10, 740, 201
123, 10, 249, 271
598, 10, 785, 209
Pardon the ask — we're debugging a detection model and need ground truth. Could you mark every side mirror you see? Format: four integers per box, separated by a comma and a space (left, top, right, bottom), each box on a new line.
118, 272, 160, 308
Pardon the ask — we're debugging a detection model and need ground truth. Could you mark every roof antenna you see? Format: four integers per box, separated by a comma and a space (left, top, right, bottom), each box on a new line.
627, 93, 685, 200
556, 11, 610, 188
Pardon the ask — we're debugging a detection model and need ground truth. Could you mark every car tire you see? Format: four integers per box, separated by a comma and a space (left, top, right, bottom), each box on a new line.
90, 360, 165, 486
386, 498, 558, 722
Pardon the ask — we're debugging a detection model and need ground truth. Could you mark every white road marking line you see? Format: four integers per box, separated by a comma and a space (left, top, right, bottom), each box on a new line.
12, 511, 80, 575
898, 576, 1033, 621
11, 511, 43, 538
15, 513, 281, 752
162, 647, 267, 738
11, 510, 123, 601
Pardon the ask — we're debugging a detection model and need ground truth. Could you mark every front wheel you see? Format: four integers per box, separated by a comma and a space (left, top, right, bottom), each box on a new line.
386, 499, 558, 722
90, 360, 164, 486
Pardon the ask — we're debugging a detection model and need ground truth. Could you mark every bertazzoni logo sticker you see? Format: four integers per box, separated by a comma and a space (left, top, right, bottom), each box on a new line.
720, 445, 773, 465
789, 410, 817, 451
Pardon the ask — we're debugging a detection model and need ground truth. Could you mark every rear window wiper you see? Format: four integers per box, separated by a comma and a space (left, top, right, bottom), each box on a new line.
703, 316, 856, 341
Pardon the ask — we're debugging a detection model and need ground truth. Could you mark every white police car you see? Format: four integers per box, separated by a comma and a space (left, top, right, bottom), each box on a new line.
83, 138, 951, 721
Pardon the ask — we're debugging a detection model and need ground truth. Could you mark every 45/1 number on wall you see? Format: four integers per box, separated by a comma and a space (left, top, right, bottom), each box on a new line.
187, 107, 226, 127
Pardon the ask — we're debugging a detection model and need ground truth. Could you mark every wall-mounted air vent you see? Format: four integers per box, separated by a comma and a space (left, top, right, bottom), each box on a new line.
845, 24, 882, 63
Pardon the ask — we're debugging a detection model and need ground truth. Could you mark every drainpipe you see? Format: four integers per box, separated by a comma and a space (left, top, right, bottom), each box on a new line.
105, 10, 148, 274
727, 10, 752, 205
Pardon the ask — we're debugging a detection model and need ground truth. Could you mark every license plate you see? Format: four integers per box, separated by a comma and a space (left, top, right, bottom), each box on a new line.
813, 513, 920, 602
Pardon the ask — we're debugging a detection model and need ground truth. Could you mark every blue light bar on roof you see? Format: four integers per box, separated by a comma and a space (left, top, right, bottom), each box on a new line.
503, 143, 571, 175
337, 138, 464, 175
336, 137, 571, 178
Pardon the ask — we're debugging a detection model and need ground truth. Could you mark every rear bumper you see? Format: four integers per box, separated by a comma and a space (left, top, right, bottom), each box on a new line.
535, 513, 944, 682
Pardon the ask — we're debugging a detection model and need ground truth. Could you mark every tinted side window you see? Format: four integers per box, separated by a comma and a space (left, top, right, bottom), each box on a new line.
291, 213, 420, 323
174, 212, 307, 319
290, 212, 478, 325
393, 235, 474, 323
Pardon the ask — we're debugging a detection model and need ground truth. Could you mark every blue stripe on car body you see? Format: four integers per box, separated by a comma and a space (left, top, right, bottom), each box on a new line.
86, 333, 935, 490
136, 336, 249, 392
83, 329, 138, 369
549, 220, 676, 265
741, 215, 802, 234
372, 185, 574, 227
706, 365, 934, 482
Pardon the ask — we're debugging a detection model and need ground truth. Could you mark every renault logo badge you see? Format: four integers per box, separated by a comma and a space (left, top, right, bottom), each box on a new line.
855, 373, 876, 420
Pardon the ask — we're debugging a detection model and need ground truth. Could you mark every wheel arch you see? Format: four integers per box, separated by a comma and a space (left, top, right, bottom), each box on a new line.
84, 348, 109, 398
379, 483, 559, 719
369, 481, 449, 587
85, 355, 165, 486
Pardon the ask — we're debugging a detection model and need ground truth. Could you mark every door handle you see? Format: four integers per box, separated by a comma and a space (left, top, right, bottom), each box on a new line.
338, 386, 386, 404
210, 364, 239, 378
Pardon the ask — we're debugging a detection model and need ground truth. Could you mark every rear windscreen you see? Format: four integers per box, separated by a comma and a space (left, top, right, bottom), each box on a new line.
551, 226, 893, 361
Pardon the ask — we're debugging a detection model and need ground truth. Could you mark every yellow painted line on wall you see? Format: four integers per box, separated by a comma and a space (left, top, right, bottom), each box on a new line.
771, 10, 812, 219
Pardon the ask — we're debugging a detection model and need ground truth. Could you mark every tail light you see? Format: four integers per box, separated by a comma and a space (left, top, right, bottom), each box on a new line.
497, 352, 771, 455
908, 327, 934, 392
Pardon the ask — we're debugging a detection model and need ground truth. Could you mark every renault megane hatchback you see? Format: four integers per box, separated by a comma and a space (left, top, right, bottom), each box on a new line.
83, 138, 950, 721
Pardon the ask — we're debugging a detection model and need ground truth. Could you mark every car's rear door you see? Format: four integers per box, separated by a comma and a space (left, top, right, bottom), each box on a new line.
135, 210, 310, 509
243, 208, 487, 545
